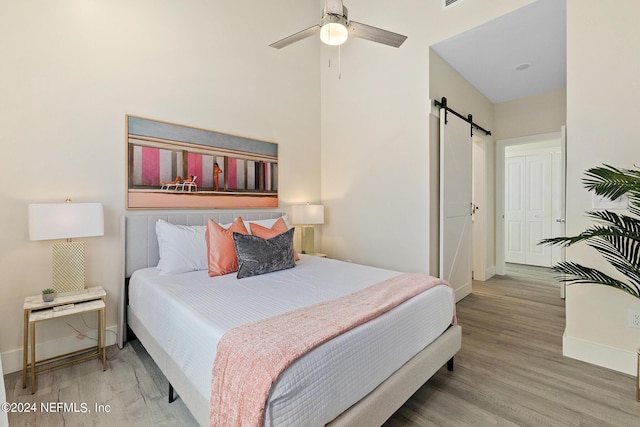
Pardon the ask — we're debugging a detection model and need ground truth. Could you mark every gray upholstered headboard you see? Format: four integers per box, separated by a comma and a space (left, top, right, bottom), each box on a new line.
117, 211, 285, 347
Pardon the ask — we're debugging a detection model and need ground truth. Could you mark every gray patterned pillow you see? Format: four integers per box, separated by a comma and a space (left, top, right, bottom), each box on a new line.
233, 228, 296, 279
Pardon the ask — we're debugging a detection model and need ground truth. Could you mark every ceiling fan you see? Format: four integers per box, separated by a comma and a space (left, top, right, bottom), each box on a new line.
269, 0, 407, 49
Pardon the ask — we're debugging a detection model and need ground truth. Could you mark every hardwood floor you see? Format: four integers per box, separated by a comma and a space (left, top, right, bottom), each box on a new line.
4, 341, 197, 427
4, 268, 640, 426
384, 266, 640, 427
504, 262, 558, 285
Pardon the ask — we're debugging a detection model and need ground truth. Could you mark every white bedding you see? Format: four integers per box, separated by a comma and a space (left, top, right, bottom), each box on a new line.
128, 255, 454, 426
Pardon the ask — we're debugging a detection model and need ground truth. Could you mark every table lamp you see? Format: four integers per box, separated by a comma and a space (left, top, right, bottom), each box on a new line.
292, 204, 324, 254
28, 200, 104, 295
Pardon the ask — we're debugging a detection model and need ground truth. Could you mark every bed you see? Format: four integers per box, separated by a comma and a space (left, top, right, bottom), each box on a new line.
118, 211, 461, 426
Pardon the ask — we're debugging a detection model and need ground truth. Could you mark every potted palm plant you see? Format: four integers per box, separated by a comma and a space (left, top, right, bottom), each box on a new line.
540, 164, 640, 299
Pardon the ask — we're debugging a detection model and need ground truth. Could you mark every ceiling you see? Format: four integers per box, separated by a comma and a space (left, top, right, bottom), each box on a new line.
431, 0, 566, 104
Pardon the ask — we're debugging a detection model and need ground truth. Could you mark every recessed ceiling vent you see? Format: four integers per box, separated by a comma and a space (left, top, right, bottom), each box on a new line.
443, 0, 464, 9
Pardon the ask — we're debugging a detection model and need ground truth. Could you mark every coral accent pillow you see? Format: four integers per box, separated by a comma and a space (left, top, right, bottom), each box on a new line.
249, 217, 300, 261
205, 217, 249, 277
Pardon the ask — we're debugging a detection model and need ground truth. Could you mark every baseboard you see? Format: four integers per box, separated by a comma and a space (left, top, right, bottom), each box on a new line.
1, 324, 118, 375
472, 266, 496, 282
563, 332, 638, 376
455, 282, 472, 302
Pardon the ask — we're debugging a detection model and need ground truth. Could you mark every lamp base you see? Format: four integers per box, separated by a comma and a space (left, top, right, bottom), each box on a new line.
301, 226, 315, 254
52, 242, 86, 294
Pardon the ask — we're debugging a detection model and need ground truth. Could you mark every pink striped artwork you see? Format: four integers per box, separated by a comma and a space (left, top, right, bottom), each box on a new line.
264, 163, 271, 191
187, 152, 203, 183
127, 115, 278, 209
200, 155, 213, 189
247, 161, 256, 190
141, 147, 160, 186
227, 158, 237, 190
216, 156, 226, 190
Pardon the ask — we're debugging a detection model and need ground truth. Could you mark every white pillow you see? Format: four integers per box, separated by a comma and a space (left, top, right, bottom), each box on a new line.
243, 214, 290, 234
156, 220, 208, 275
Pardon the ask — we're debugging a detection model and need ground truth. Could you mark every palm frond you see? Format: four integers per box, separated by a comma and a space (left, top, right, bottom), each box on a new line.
628, 201, 640, 216
586, 210, 640, 235
539, 164, 640, 298
553, 262, 640, 298
583, 164, 640, 200
539, 225, 640, 248
541, 164, 640, 300
586, 238, 640, 287
539, 210, 640, 248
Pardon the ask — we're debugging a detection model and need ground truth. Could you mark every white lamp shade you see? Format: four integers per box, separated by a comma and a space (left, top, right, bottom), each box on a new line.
292, 204, 325, 225
28, 203, 104, 241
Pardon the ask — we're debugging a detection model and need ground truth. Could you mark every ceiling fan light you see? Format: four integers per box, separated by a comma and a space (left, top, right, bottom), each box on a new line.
320, 10, 348, 46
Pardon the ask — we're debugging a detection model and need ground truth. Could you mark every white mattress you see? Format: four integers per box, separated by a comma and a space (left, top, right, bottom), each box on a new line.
128, 255, 454, 426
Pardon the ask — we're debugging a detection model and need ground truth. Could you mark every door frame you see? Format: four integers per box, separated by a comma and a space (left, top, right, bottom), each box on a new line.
496, 131, 563, 275
472, 133, 490, 281
559, 126, 567, 298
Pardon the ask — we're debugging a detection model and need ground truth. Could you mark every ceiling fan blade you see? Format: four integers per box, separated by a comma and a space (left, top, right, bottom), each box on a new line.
348, 21, 407, 48
324, 0, 344, 15
269, 25, 320, 49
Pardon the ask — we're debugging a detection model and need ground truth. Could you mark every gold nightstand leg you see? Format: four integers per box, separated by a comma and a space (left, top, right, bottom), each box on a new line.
97, 308, 102, 364
101, 305, 107, 370
30, 322, 35, 394
636, 348, 640, 402
22, 310, 28, 388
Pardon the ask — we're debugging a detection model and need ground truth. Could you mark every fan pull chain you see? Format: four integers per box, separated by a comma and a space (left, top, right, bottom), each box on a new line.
326, 47, 341, 80
338, 45, 342, 80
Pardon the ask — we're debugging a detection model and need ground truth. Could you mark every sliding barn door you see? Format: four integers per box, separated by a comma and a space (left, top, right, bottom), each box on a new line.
439, 110, 472, 301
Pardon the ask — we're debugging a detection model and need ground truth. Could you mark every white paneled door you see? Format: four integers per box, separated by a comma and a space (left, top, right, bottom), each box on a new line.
505, 153, 553, 267
439, 110, 472, 301
505, 156, 526, 264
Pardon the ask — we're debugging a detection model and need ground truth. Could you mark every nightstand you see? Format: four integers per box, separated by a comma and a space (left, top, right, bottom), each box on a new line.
22, 286, 107, 394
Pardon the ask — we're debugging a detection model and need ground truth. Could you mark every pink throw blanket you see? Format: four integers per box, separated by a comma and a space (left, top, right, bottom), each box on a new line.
209, 273, 455, 427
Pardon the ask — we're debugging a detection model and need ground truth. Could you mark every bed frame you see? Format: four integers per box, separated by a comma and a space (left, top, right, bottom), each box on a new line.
119, 211, 462, 427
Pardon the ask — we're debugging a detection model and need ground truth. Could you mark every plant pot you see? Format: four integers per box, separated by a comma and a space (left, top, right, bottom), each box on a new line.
42, 292, 56, 303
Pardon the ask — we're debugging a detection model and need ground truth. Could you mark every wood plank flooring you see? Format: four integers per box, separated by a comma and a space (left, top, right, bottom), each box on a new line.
384, 266, 640, 427
4, 340, 196, 427
4, 267, 640, 426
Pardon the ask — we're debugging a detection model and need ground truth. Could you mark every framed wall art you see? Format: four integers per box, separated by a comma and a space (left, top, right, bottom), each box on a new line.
126, 115, 278, 209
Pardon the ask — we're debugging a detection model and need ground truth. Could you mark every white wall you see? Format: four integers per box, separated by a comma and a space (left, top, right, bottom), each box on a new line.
0, 0, 320, 373
320, 0, 534, 273
564, 0, 640, 374
494, 88, 567, 141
